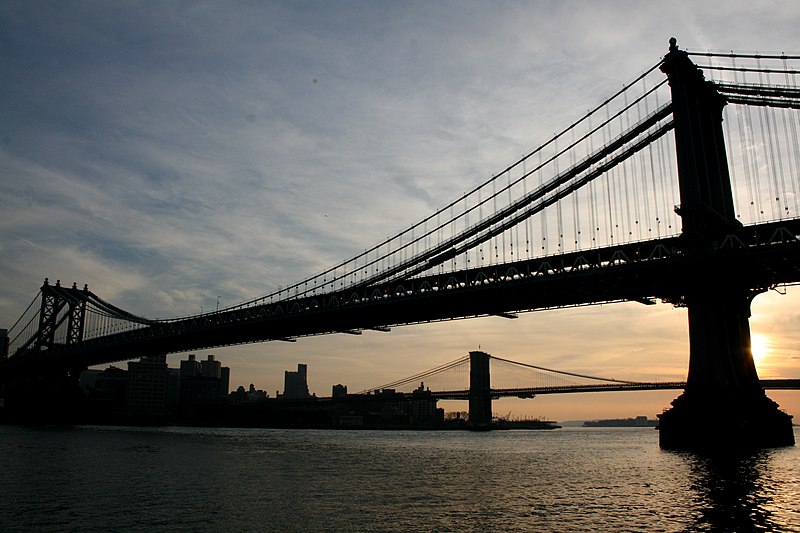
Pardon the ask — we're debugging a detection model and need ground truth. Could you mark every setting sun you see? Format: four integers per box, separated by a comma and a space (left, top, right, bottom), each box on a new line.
751, 333, 770, 367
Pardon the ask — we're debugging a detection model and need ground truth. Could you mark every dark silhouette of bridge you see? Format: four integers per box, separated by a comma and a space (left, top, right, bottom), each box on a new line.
2, 39, 800, 449
358, 351, 800, 429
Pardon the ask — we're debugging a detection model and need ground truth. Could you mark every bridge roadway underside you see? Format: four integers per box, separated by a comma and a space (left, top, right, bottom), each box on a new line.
4, 221, 800, 378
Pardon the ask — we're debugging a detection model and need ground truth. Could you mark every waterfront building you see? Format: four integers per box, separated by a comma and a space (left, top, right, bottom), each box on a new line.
179, 354, 201, 381
202, 354, 221, 378
230, 384, 269, 404
79, 369, 102, 392
126, 354, 168, 420
166, 368, 180, 416
179, 354, 230, 417
409, 382, 439, 424
246, 383, 267, 402
80, 366, 128, 421
283, 363, 310, 399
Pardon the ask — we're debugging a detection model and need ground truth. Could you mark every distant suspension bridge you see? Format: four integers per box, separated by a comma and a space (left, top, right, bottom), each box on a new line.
359, 352, 800, 402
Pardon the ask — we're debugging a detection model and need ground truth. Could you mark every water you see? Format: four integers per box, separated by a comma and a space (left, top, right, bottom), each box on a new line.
1, 425, 798, 532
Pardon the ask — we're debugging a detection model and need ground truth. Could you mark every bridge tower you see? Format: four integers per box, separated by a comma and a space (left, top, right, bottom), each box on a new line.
657, 39, 794, 449
34, 279, 89, 352
469, 350, 492, 430
1, 279, 90, 424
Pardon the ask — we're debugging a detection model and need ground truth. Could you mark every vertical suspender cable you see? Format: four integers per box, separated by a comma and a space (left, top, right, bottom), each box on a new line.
643, 77, 659, 237
493, 174, 499, 260
540, 149, 547, 253
464, 194, 469, 267
723, 106, 742, 221
789, 57, 800, 215
621, 90, 633, 238
636, 89, 649, 238
604, 103, 615, 243
666, 133, 677, 232
765, 101, 789, 217
555, 134, 563, 251
755, 58, 780, 220
771, 106, 789, 217
523, 158, 530, 256
510, 168, 516, 258
587, 113, 598, 245
572, 127, 581, 248
733, 58, 757, 222
756, 103, 777, 220
743, 101, 764, 219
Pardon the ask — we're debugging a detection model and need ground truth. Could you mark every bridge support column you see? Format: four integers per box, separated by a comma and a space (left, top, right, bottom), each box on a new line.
658, 38, 794, 450
658, 287, 794, 449
469, 350, 492, 430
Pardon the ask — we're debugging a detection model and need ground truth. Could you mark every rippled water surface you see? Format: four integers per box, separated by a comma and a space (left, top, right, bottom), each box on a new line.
1, 425, 799, 531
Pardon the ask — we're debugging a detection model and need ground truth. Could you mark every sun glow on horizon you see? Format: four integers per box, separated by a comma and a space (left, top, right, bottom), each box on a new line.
751, 333, 770, 368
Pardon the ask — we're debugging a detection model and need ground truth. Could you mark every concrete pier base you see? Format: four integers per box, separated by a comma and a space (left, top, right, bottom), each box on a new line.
658, 389, 794, 451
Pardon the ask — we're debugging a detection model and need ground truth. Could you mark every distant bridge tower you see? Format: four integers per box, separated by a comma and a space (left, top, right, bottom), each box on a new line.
657, 39, 794, 449
469, 351, 492, 430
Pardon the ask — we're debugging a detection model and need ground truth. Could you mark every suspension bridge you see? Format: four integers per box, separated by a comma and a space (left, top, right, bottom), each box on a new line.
361, 352, 688, 400
2, 39, 800, 449
357, 351, 800, 429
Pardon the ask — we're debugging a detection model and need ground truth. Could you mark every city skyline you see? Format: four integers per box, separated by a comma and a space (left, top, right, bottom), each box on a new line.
2, 2, 799, 421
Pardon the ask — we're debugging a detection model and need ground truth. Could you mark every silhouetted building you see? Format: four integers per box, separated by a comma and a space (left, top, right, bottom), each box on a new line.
584, 416, 657, 427
79, 369, 102, 392
180, 354, 201, 381
126, 354, 168, 420
410, 382, 438, 424
322, 387, 443, 428
198, 355, 229, 396
179, 354, 230, 417
230, 385, 247, 403
230, 383, 269, 404
283, 363, 310, 399
80, 366, 128, 421
221, 367, 230, 399
332, 384, 347, 398
247, 383, 267, 401
202, 354, 221, 378
166, 368, 180, 416
94, 367, 128, 396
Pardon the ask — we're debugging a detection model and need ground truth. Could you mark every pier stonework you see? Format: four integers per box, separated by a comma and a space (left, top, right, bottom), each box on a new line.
657, 39, 794, 449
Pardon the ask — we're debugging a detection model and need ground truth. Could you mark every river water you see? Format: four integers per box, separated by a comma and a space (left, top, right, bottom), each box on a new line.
1, 425, 798, 532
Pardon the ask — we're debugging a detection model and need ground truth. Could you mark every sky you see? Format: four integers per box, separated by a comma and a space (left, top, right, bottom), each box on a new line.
1, 1, 799, 421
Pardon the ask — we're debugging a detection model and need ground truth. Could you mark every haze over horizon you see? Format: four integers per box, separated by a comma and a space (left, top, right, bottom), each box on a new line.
2, 1, 799, 421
